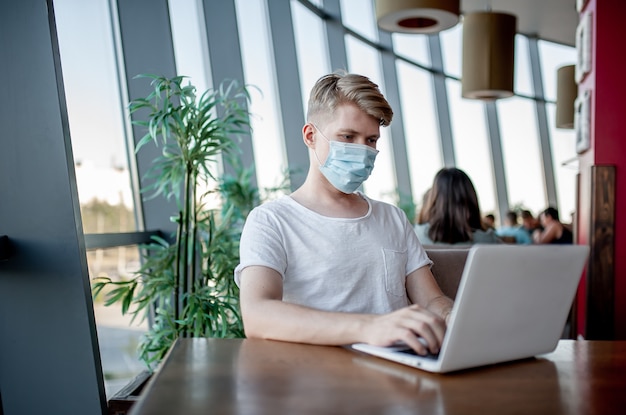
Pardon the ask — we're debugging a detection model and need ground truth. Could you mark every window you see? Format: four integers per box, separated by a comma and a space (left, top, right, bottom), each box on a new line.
53, 0, 144, 398
539, 40, 578, 219
439, 23, 462, 78
236, 0, 289, 194
447, 79, 497, 214
498, 96, 545, 213
291, 0, 331, 113
396, 61, 442, 203
514, 35, 534, 97
392, 33, 430, 67
340, 0, 378, 42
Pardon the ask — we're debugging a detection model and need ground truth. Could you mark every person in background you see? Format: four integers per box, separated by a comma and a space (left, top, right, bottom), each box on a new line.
496, 210, 532, 244
414, 167, 500, 245
533, 207, 573, 244
521, 209, 542, 239
483, 213, 496, 230
235, 72, 453, 357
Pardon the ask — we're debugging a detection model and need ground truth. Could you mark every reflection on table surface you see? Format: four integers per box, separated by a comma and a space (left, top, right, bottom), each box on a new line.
130, 339, 626, 415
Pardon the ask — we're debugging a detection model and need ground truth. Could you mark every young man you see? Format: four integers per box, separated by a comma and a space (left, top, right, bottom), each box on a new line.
533, 207, 573, 244
234, 72, 453, 355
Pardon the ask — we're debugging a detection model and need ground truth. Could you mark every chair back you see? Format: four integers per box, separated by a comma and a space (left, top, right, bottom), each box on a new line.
425, 248, 470, 300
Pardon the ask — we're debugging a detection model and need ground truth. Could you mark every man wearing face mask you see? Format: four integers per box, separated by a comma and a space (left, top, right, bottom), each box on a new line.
234, 72, 453, 356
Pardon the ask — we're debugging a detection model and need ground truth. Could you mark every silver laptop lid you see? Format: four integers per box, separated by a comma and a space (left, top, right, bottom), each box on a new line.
438, 244, 589, 372
351, 244, 589, 373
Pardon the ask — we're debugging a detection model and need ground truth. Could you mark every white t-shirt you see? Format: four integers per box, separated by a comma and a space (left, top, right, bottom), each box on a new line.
234, 193, 431, 314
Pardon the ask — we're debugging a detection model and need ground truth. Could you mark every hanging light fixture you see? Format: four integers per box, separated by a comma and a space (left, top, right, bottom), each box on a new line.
461, 11, 517, 100
556, 65, 577, 129
375, 0, 460, 34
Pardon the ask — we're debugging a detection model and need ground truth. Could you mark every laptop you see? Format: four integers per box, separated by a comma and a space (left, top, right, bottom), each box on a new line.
351, 244, 589, 373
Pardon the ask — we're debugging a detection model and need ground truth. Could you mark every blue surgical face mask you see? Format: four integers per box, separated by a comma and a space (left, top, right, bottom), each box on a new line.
312, 124, 379, 194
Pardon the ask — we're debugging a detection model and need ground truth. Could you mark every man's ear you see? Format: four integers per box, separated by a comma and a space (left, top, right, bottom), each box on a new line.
302, 123, 316, 148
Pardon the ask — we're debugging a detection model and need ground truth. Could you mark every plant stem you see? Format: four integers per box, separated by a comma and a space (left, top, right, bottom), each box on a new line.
180, 166, 192, 337
174, 210, 183, 325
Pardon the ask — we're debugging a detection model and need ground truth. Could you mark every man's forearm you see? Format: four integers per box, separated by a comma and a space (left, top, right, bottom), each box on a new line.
242, 298, 373, 346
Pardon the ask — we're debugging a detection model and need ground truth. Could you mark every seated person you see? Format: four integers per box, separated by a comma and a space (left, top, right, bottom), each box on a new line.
521, 209, 542, 238
532, 207, 573, 244
235, 72, 453, 356
496, 210, 532, 244
483, 213, 496, 230
414, 168, 500, 245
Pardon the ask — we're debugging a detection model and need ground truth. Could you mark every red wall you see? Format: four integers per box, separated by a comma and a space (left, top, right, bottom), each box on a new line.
576, 0, 626, 339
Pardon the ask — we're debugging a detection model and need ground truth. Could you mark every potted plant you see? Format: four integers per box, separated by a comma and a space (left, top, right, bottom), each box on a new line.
93, 74, 259, 368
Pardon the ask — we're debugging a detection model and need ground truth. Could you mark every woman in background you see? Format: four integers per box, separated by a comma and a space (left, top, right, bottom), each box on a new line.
415, 167, 499, 245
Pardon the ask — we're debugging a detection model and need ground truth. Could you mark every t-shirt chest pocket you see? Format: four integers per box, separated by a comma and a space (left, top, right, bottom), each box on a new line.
382, 248, 407, 297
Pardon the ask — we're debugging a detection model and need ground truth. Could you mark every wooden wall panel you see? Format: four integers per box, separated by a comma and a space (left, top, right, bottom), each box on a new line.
586, 165, 615, 339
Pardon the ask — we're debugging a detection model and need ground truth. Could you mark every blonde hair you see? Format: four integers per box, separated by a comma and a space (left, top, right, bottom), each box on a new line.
306, 71, 393, 126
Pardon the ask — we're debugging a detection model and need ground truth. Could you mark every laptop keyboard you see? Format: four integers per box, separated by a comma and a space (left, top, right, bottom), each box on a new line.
396, 348, 439, 360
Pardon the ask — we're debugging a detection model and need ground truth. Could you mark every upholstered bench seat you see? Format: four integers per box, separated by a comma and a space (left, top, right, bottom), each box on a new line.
424, 247, 470, 300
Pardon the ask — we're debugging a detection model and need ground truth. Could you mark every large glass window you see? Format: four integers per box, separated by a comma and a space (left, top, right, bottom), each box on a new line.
547, 104, 578, 221
539, 40, 577, 221
446, 79, 497, 214
340, 0, 378, 42
539, 40, 577, 102
236, 0, 289, 195
396, 61, 442, 205
497, 96, 545, 213
54, 0, 134, 206
53, 0, 144, 399
169, 0, 211, 92
439, 23, 462, 78
514, 35, 534, 97
291, 0, 331, 113
392, 33, 430, 67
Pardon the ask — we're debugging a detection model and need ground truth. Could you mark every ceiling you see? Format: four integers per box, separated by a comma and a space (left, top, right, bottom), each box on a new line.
460, 0, 579, 46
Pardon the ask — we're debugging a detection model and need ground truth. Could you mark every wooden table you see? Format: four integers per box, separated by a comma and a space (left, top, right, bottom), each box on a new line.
129, 338, 626, 415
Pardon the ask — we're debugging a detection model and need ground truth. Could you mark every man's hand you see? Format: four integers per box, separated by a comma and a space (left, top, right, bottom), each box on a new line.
363, 304, 447, 355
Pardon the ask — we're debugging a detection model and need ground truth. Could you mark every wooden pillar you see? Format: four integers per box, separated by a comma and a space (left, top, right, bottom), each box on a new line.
585, 165, 615, 339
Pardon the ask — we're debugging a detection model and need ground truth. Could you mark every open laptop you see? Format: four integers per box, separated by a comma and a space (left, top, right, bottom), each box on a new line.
351, 244, 589, 373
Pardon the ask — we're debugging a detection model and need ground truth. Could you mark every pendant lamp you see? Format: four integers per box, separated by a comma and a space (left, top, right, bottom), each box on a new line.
556, 65, 577, 129
461, 11, 517, 100
375, 0, 460, 34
